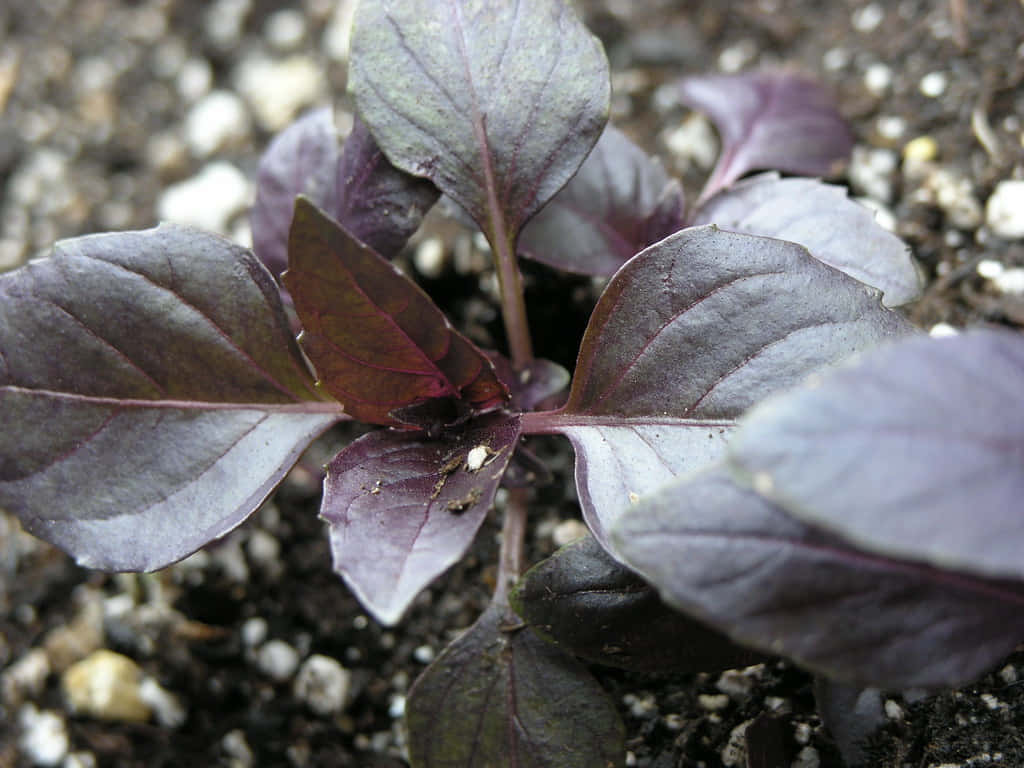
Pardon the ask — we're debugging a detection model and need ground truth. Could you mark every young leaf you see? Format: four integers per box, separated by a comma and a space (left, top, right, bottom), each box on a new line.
510, 534, 764, 673
526, 226, 913, 554
486, 352, 570, 413
284, 199, 508, 427
612, 465, 1024, 688
693, 173, 921, 306
320, 413, 521, 626
252, 108, 341, 281
678, 71, 854, 204
348, 0, 610, 244
252, 110, 439, 283
0, 226, 343, 571
334, 115, 441, 257
518, 124, 685, 276
728, 329, 1024, 583
406, 600, 625, 768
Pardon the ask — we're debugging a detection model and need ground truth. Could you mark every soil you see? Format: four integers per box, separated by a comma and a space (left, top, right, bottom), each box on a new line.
2, 1, 1024, 767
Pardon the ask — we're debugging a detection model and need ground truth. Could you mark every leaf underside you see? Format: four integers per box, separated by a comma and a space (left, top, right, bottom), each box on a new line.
0, 226, 341, 571
321, 412, 521, 626
251, 109, 439, 285
406, 600, 625, 768
284, 199, 507, 427
613, 465, 1024, 689
550, 225, 914, 554
349, 0, 610, 241
728, 329, 1024, 583
693, 172, 921, 306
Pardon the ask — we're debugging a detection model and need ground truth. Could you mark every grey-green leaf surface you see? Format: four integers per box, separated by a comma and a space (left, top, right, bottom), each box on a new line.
693, 172, 921, 306
613, 465, 1024, 688
728, 329, 1024, 582
406, 600, 625, 768
0, 226, 343, 571
537, 226, 914, 555
349, 0, 610, 242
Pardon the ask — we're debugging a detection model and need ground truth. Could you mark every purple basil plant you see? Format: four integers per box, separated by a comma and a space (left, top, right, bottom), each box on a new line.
3, 1, 1021, 765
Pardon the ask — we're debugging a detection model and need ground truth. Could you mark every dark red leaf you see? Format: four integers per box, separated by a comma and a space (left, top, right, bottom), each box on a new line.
284, 199, 508, 427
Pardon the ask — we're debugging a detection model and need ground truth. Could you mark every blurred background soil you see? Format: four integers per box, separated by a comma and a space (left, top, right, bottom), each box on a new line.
2, 1, 1024, 766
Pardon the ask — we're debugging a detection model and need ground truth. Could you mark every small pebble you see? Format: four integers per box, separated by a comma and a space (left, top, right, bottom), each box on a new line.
929, 323, 959, 338
63, 752, 98, 768
716, 664, 763, 699
852, 3, 884, 32
222, 729, 255, 768
794, 721, 812, 745
551, 519, 589, 547
246, 529, 282, 576
177, 57, 213, 103
884, 699, 904, 720
980, 692, 1005, 710
849, 146, 897, 203
2, 649, 51, 706
62, 650, 151, 723
720, 719, 751, 767
919, 71, 947, 98
294, 655, 351, 716
698, 693, 730, 711
414, 237, 446, 278
157, 161, 250, 233
664, 113, 718, 173
256, 639, 300, 682
986, 180, 1024, 239
822, 47, 850, 72
184, 90, 250, 157
235, 55, 325, 132
903, 136, 938, 162
876, 115, 906, 141
265, 9, 307, 51
863, 63, 893, 95
19, 705, 69, 768
998, 664, 1017, 684
413, 645, 435, 664
388, 694, 406, 718
138, 677, 187, 728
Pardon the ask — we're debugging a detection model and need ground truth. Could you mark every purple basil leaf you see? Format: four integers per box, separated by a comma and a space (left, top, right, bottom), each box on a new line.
813, 679, 886, 768
486, 352, 570, 413
406, 599, 625, 767
320, 412, 521, 625
728, 329, 1024, 582
678, 71, 854, 205
334, 116, 441, 257
252, 111, 439, 284
612, 465, 1024, 688
518, 124, 685, 276
693, 173, 921, 306
0, 227, 343, 571
348, 0, 610, 245
536, 226, 912, 554
284, 199, 508, 427
510, 534, 765, 673
252, 108, 341, 281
